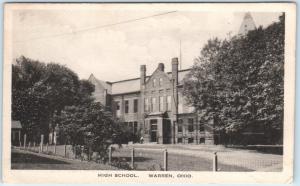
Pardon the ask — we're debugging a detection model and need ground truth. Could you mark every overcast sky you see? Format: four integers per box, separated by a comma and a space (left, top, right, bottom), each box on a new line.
11, 6, 281, 81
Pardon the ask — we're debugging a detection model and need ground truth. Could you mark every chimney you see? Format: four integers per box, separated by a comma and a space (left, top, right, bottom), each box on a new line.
140, 65, 146, 86
172, 57, 178, 85
158, 63, 164, 72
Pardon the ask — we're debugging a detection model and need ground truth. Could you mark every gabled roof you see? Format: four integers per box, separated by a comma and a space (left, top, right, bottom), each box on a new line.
88, 74, 112, 94
145, 65, 170, 85
12, 120, 22, 129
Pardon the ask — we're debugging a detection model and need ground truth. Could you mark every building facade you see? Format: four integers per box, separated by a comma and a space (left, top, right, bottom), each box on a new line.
89, 58, 214, 144
88, 13, 256, 145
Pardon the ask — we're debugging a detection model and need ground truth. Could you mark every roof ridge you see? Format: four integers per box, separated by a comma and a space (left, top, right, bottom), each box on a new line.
110, 68, 191, 84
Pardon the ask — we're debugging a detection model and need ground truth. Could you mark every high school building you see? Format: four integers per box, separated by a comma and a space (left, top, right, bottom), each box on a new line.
89, 58, 212, 144
88, 13, 256, 145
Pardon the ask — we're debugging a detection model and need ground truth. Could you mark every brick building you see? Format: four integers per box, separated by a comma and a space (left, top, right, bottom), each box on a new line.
88, 13, 256, 145
89, 58, 214, 144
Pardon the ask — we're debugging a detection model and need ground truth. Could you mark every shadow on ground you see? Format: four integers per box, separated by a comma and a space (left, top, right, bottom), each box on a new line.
11, 151, 70, 164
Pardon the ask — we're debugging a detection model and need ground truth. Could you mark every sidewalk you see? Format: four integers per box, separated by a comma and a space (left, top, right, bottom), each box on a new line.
119, 144, 283, 171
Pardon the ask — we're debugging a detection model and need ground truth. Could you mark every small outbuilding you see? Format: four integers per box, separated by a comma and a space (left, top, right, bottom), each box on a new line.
11, 120, 22, 146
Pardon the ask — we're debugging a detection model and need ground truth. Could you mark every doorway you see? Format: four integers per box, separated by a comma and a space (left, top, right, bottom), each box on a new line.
163, 119, 171, 144
150, 119, 157, 142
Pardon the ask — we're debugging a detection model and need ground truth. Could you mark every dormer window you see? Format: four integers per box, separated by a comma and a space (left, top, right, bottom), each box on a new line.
159, 78, 163, 86
153, 79, 156, 87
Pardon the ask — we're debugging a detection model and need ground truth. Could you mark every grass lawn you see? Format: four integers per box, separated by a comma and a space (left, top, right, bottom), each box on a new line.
11, 149, 118, 170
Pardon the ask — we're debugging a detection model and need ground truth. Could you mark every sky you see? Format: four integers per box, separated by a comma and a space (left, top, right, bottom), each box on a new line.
11, 5, 282, 82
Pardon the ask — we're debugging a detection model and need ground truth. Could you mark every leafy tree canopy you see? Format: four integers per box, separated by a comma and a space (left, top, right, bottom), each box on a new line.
12, 56, 94, 139
183, 14, 284, 145
12, 56, 127, 156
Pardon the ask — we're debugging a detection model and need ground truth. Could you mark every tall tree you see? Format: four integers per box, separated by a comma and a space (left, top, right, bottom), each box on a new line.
12, 56, 82, 141
12, 57, 47, 141
12, 56, 127, 156
183, 14, 284, 145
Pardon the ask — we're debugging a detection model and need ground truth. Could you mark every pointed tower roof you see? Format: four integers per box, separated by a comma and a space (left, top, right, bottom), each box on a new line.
238, 12, 256, 36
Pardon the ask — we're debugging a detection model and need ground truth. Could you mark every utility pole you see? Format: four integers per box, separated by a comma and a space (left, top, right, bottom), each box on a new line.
172, 79, 177, 144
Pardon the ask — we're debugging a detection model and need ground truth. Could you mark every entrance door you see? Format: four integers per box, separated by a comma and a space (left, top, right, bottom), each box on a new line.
163, 119, 171, 144
150, 119, 158, 142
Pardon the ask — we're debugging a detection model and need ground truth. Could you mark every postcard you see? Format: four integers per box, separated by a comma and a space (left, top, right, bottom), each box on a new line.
2, 3, 296, 184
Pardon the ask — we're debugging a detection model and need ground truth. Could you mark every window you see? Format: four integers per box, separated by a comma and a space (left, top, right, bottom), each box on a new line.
167, 96, 172, 111
178, 119, 183, 132
116, 102, 120, 110
159, 96, 164, 112
153, 79, 156, 87
177, 125, 182, 133
150, 119, 158, 142
150, 119, 158, 130
129, 122, 133, 131
178, 95, 183, 113
159, 78, 163, 86
116, 101, 121, 116
188, 118, 194, 132
200, 138, 205, 144
134, 99, 138, 113
145, 98, 149, 112
133, 122, 138, 134
151, 97, 156, 112
188, 138, 194, 144
177, 138, 183, 143
125, 100, 129, 113
200, 125, 205, 132
151, 123, 157, 130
